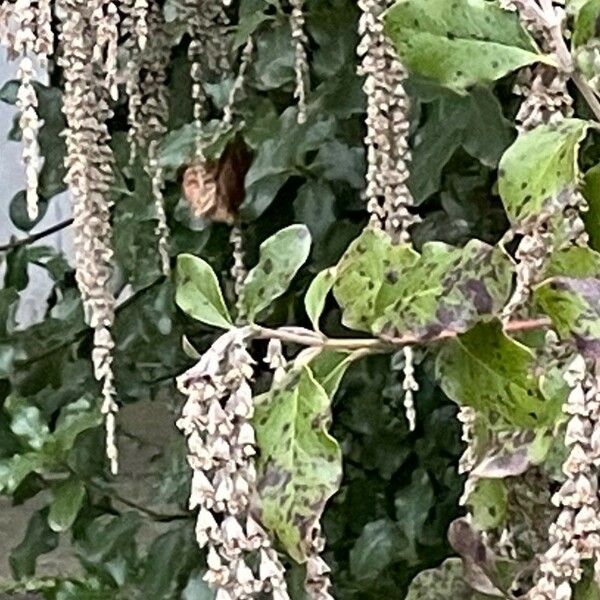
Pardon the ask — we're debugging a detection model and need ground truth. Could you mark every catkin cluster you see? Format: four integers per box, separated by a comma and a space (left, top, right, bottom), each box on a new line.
3, 0, 53, 220
289, 0, 309, 124
358, 0, 421, 434
57, 0, 118, 472
529, 355, 600, 600
177, 329, 291, 600
502, 0, 585, 322
357, 0, 419, 240
123, 0, 171, 274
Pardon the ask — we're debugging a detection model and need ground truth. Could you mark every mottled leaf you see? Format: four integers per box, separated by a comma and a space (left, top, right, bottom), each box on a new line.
176, 254, 233, 330
405, 558, 473, 599
240, 225, 312, 322
436, 321, 564, 427
535, 277, 600, 350
374, 240, 513, 339
253, 366, 342, 562
48, 477, 86, 532
384, 0, 547, 92
333, 229, 419, 332
498, 119, 590, 225
309, 350, 355, 397
305, 267, 337, 332
543, 246, 600, 279
467, 479, 508, 530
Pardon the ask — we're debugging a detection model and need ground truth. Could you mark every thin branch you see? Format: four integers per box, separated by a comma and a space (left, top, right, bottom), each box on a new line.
86, 476, 190, 522
254, 317, 552, 353
16, 276, 166, 368
0, 218, 74, 252
109, 489, 190, 522
573, 72, 600, 123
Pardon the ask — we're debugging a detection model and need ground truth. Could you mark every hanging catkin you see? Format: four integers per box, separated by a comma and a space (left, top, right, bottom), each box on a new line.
35, 0, 53, 63
16, 57, 42, 221
358, 0, 420, 434
11, 0, 43, 221
123, 1, 171, 275
92, 0, 120, 102
57, 0, 119, 473
177, 329, 291, 600
230, 226, 248, 325
357, 0, 390, 228
289, 0, 309, 124
496, 4, 598, 596
223, 36, 254, 128
528, 354, 600, 600
185, 0, 231, 159
502, 0, 581, 322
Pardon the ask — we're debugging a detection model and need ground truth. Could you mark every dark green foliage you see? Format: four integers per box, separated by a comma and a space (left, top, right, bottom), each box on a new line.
4, 0, 600, 598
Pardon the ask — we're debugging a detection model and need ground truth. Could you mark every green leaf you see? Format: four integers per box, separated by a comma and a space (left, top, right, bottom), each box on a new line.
253, 366, 342, 562
241, 108, 337, 219
76, 512, 142, 586
436, 321, 564, 427
182, 570, 215, 600
5, 395, 50, 450
575, 566, 600, 599
240, 225, 312, 322
305, 267, 337, 332
140, 528, 198, 600
48, 477, 86, 532
333, 228, 419, 332
395, 469, 434, 560
535, 277, 600, 346
467, 479, 508, 530
573, 0, 600, 46
374, 240, 513, 338
498, 119, 591, 225
9, 509, 59, 579
175, 254, 233, 329
52, 398, 103, 454
349, 519, 407, 581
294, 181, 337, 244
410, 87, 514, 203
543, 246, 600, 279
384, 0, 546, 93
583, 163, 600, 252
0, 452, 50, 494
405, 558, 474, 599
9, 191, 49, 232
309, 350, 355, 397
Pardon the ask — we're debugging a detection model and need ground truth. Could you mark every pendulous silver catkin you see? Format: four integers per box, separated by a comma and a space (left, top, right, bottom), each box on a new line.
289, 0, 309, 124
177, 329, 291, 600
57, 0, 119, 473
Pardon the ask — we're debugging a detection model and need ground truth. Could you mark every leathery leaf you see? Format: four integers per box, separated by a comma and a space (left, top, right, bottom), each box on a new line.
253, 365, 343, 562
